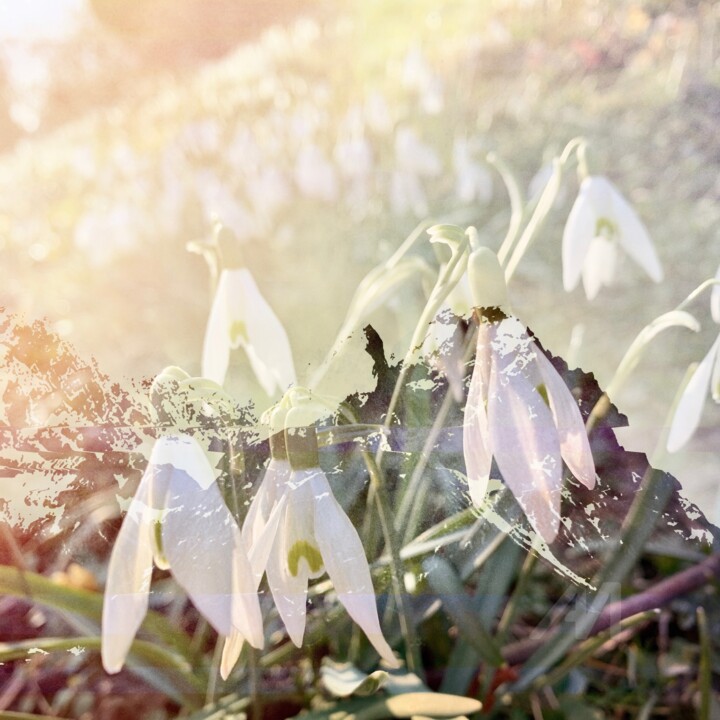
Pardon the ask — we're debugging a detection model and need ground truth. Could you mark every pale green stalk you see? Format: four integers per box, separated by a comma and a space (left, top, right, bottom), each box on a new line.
328, 403, 420, 674
586, 310, 699, 432
396, 323, 478, 542
503, 156, 561, 282
586, 276, 720, 432
490, 152, 525, 265
376, 231, 471, 449
501, 136, 586, 282
361, 447, 422, 675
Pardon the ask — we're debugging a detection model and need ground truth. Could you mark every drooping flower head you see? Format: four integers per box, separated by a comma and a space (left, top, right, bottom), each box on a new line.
101, 434, 263, 674
202, 267, 296, 396
562, 175, 663, 300
233, 398, 397, 670
463, 248, 596, 542
667, 270, 720, 453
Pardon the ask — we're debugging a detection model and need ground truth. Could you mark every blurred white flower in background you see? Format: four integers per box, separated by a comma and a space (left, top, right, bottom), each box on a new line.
178, 118, 222, 156
335, 118, 374, 214
402, 46, 444, 115
364, 91, 393, 134
294, 143, 338, 202
391, 126, 442, 217
194, 170, 257, 241
562, 176, 663, 300
453, 137, 492, 206
246, 165, 292, 224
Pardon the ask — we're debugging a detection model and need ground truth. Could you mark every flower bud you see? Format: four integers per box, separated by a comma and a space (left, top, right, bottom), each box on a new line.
427, 223, 467, 247
467, 247, 508, 310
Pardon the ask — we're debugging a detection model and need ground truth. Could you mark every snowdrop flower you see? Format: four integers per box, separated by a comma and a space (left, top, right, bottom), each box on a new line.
202, 268, 296, 396
364, 91, 393, 135
401, 46, 444, 115
101, 435, 263, 674
241, 427, 397, 667
711, 264, 720, 325
463, 248, 596, 542
453, 137, 492, 206
335, 132, 374, 214
667, 279, 720, 453
194, 170, 257, 241
391, 127, 441, 217
562, 176, 663, 300
245, 165, 292, 224
295, 143, 338, 202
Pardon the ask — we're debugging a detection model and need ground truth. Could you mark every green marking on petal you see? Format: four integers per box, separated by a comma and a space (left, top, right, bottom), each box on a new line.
229, 320, 248, 345
152, 520, 170, 570
536, 383, 549, 407
287, 540, 323, 577
595, 216, 616, 238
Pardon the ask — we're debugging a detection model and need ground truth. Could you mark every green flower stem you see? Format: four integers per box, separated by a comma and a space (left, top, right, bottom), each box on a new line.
490, 152, 524, 266
503, 157, 561, 283
586, 310, 699, 433
377, 235, 470, 456
587, 273, 720, 435
205, 637, 224, 706
674, 277, 720, 312
0, 636, 200, 683
396, 323, 478, 543
494, 549, 538, 645
502, 136, 586, 283
360, 447, 422, 675
396, 387, 454, 541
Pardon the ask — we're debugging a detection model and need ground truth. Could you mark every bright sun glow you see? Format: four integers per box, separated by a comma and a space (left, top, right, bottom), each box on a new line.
0, 0, 84, 40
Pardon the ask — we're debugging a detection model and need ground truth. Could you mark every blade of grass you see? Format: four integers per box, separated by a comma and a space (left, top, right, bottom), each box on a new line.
0, 565, 205, 703
423, 555, 503, 668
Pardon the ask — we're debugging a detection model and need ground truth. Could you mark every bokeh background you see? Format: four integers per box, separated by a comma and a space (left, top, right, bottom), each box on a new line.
2, 0, 719, 522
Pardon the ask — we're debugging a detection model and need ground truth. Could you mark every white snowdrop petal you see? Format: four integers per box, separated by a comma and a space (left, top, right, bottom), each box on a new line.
488, 347, 563, 543
201, 269, 236, 385
310, 470, 397, 667
667, 338, 720, 452
265, 474, 317, 647
162, 458, 246, 638
101, 469, 156, 674
562, 187, 597, 292
463, 335, 493, 507
534, 349, 596, 489
612, 187, 663, 283
240, 270, 297, 397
